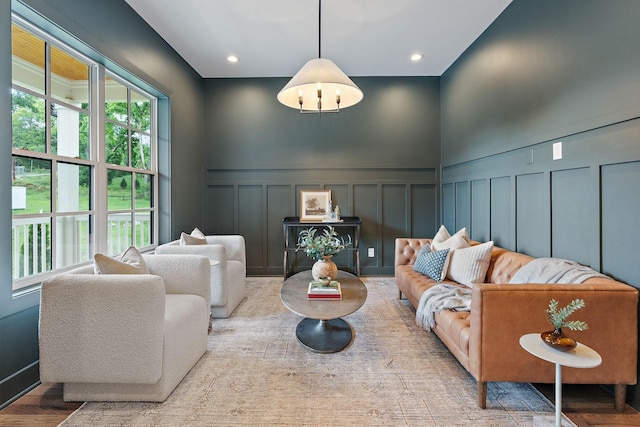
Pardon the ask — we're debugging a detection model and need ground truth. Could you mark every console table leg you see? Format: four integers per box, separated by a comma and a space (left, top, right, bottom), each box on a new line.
555, 363, 562, 427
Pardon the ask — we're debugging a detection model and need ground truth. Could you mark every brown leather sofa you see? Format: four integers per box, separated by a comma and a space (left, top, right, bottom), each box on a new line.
395, 238, 638, 411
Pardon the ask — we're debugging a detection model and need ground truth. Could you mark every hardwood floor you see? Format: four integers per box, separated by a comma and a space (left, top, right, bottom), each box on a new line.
0, 382, 639, 426
535, 383, 640, 427
0, 383, 80, 427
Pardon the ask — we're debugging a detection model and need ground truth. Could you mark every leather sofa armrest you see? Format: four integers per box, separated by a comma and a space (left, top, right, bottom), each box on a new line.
469, 282, 638, 385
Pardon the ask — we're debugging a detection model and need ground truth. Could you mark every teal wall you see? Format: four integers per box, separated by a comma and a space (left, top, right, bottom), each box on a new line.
441, 0, 640, 407
202, 77, 441, 275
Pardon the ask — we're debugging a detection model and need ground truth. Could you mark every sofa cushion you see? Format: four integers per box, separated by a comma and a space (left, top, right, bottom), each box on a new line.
414, 246, 451, 281
446, 241, 494, 287
94, 246, 149, 275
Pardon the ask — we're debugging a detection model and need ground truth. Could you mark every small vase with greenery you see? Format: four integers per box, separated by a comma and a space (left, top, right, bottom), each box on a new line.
296, 226, 352, 280
541, 298, 588, 351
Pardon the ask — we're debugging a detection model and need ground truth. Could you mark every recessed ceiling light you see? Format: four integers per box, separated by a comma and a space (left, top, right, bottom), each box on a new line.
410, 53, 423, 62
227, 55, 239, 63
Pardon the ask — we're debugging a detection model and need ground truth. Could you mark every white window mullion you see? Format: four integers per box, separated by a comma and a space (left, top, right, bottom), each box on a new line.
94, 64, 108, 255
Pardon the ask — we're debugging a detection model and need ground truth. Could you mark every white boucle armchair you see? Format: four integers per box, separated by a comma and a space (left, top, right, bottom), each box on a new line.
38, 254, 211, 402
155, 235, 246, 318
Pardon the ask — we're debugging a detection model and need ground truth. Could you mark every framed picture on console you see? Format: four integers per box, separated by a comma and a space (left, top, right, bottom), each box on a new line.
300, 190, 331, 222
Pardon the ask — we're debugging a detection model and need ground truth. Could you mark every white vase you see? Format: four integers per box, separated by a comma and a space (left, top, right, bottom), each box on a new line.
311, 256, 338, 281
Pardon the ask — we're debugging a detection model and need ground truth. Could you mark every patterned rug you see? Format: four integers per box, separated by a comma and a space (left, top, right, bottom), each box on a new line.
60, 277, 565, 426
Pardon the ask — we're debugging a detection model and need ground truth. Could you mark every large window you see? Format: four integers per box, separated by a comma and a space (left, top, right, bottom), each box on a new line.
11, 18, 158, 291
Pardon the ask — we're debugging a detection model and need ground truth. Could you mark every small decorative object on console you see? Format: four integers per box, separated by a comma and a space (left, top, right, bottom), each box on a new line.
308, 279, 342, 299
541, 298, 588, 351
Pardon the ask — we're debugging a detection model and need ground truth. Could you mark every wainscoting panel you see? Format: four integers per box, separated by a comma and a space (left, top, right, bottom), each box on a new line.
382, 185, 407, 270
551, 167, 591, 265
440, 119, 640, 291
471, 179, 490, 242
455, 181, 470, 233
354, 184, 379, 271
206, 185, 234, 234
490, 176, 512, 249
411, 184, 437, 239
442, 183, 455, 232
239, 185, 264, 269
206, 168, 437, 276
266, 185, 291, 269
601, 161, 640, 285
516, 173, 549, 258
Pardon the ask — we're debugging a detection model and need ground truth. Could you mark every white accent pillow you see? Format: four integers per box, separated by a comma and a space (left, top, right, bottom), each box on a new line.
431, 225, 469, 250
94, 246, 149, 274
431, 233, 470, 252
180, 227, 206, 245
431, 225, 451, 246
446, 241, 494, 287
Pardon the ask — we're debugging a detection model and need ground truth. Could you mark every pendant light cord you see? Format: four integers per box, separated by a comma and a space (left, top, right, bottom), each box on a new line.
318, 0, 322, 58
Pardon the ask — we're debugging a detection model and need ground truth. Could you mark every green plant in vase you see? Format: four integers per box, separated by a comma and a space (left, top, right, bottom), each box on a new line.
296, 226, 351, 280
541, 298, 588, 351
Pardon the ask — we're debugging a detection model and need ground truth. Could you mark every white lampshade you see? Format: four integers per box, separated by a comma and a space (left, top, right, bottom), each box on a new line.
277, 58, 363, 112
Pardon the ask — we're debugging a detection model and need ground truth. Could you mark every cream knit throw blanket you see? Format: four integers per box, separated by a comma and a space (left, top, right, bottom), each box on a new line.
416, 283, 472, 331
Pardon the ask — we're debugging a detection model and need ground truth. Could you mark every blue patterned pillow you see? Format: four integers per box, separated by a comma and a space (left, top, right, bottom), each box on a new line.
413, 247, 451, 281
412, 244, 432, 272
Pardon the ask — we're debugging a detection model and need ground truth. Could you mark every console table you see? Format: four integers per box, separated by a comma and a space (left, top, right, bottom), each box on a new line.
282, 216, 361, 279
520, 333, 602, 427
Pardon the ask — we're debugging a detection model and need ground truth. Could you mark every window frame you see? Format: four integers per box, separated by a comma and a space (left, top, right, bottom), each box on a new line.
10, 16, 159, 292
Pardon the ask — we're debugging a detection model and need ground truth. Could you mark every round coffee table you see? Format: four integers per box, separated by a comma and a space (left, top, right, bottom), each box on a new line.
280, 270, 367, 353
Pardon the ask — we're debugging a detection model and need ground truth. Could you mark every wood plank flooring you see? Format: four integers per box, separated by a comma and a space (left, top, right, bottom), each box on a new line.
0, 383, 81, 427
1, 382, 639, 426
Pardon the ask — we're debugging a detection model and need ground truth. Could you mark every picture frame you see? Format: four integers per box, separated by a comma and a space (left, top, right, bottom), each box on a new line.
299, 190, 331, 222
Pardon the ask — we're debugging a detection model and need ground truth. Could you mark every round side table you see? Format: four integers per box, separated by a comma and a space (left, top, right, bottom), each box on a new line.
520, 333, 601, 427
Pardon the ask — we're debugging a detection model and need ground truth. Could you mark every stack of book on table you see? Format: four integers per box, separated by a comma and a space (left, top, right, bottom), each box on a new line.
307, 280, 342, 300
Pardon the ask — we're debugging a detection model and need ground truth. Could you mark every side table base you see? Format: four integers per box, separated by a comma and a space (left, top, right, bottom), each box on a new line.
295, 318, 352, 353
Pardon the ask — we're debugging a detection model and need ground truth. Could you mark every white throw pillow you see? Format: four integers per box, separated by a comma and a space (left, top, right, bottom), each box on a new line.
94, 246, 149, 274
431, 233, 470, 252
180, 227, 206, 245
431, 225, 469, 250
431, 225, 451, 246
446, 241, 494, 287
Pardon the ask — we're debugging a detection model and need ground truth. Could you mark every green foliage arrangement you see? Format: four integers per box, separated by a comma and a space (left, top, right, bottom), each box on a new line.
545, 299, 588, 331
296, 226, 352, 261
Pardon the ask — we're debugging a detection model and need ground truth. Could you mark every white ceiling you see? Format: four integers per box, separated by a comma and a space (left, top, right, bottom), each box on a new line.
124, 0, 512, 78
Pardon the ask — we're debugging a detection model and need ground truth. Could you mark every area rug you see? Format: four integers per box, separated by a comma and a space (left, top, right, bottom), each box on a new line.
60, 277, 567, 426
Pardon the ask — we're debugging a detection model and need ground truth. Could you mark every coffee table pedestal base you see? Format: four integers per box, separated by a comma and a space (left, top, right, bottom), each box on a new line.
296, 318, 352, 353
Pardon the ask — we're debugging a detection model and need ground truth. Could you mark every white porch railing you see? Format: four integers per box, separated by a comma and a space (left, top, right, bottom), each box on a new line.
11, 214, 151, 283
